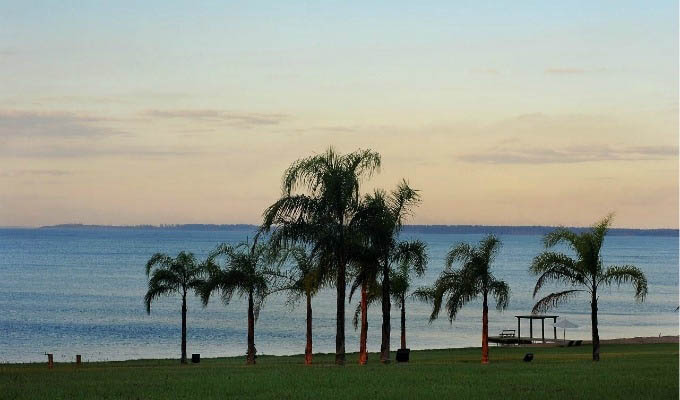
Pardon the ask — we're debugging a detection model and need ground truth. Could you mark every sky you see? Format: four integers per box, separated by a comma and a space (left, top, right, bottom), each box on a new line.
0, 1, 677, 228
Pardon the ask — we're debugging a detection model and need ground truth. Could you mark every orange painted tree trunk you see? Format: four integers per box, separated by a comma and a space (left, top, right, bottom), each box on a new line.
305, 292, 313, 365
247, 291, 256, 365
481, 291, 489, 364
359, 283, 368, 365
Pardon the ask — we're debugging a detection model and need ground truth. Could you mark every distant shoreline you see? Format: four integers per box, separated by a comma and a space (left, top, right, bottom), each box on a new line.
11, 223, 678, 236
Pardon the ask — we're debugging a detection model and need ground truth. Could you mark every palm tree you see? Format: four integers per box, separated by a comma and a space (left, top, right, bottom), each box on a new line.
144, 251, 203, 364
530, 214, 648, 361
347, 231, 382, 365
199, 240, 279, 365
415, 235, 510, 364
279, 246, 326, 365
358, 181, 422, 362
260, 147, 381, 365
390, 241, 428, 350
350, 240, 427, 362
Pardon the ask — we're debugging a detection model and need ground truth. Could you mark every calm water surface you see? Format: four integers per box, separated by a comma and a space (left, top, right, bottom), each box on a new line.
1, 227, 677, 363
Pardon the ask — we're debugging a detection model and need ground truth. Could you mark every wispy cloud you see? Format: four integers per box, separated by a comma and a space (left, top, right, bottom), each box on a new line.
144, 109, 289, 127
458, 145, 678, 164
0, 169, 72, 177
0, 110, 119, 138
545, 67, 609, 75
1, 144, 199, 159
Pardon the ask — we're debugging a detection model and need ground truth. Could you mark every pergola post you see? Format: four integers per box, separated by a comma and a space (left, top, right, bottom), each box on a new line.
541, 319, 545, 343
517, 317, 520, 346
529, 319, 533, 343
553, 317, 557, 340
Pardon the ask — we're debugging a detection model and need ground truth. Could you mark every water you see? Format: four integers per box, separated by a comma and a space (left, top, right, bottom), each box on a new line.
1, 227, 677, 363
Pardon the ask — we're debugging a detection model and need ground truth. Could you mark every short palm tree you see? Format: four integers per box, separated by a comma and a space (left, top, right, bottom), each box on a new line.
199, 240, 279, 365
350, 240, 427, 360
391, 241, 428, 350
144, 251, 203, 364
415, 235, 510, 364
530, 214, 648, 361
280, 246, 326, 365
260, 147, 381, 365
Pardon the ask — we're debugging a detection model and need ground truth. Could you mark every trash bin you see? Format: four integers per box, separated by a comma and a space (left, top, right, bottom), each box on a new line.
192, 354, 200, 363
396, 348, 410, 362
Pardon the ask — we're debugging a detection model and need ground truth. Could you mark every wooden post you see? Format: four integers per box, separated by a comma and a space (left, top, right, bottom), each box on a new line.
517, 318, 520, 346
541, 319, 545, 343
76, 355, 81, 366
553, 317, 557, 340
47, 353, 54, 369
529, 319, 533, 343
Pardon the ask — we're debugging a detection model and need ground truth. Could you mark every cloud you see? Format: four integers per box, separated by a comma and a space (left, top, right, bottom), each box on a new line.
458, 145, 678, 164
0, 169, 72, 177
1, 144, 198, 159
0, 110, 119, 138
545, 67, 609, 75
471, 68, 501, 75
144, 109, 289, 127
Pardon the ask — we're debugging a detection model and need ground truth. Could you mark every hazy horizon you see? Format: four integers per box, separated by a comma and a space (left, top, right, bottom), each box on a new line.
5, 221, 678, 231
1, 1, 678, 228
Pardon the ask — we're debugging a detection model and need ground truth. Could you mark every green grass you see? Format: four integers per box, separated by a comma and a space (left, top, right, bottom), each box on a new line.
1, 344, 677, 399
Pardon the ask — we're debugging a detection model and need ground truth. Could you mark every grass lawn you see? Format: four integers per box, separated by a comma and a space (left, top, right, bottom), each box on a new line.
1, 343, 677, 399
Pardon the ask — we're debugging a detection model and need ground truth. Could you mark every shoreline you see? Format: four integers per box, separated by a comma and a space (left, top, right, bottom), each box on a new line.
4, 336, 677, 365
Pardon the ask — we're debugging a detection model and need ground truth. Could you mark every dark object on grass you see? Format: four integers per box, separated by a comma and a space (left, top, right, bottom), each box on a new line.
76, 355, 81, 365
396, 348, 410, 362
47, 353, 54, 369
575, 340, 582, 346
191, 354, 200, 363
567, 340, 575, 347
523, 353, 534, 362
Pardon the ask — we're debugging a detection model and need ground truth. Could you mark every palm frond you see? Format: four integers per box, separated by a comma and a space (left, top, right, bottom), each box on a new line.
532, 289, 585, 313
489, 279, 510, 310
145, 253, 172, 276
599, 265, 648, 301
543, 228, 580, 250
445, 243, 473, 269
530, 252, 584, 297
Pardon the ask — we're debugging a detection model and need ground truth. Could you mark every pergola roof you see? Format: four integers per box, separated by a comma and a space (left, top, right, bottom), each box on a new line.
515, 315, 559, 319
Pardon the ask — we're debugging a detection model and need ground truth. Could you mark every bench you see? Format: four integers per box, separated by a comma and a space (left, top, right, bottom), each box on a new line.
499, 329, 516, 338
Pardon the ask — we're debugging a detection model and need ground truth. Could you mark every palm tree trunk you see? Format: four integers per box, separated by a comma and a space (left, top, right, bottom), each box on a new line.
247, 291, 256, 365
481, 291, 489, 364
591, 289, 600, 361
336, 258, 346, 365
359, 283, 368, 365
400, 296, 406, 349
380, 257, 391, 363
305, 292, 313, 365
181, 294, 187, 364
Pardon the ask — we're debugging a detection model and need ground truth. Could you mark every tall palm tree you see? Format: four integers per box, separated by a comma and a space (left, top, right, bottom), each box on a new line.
357, 181, 422, 362
415, 235, 510, 364
530, 214, 648, 361
260, 147, 381, 365
144, 251, 203, 364
279, 246, 326, 365
199, 240, 279, 365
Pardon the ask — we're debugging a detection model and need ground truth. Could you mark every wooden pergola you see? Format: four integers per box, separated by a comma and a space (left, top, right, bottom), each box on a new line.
515, 315, 559, 344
